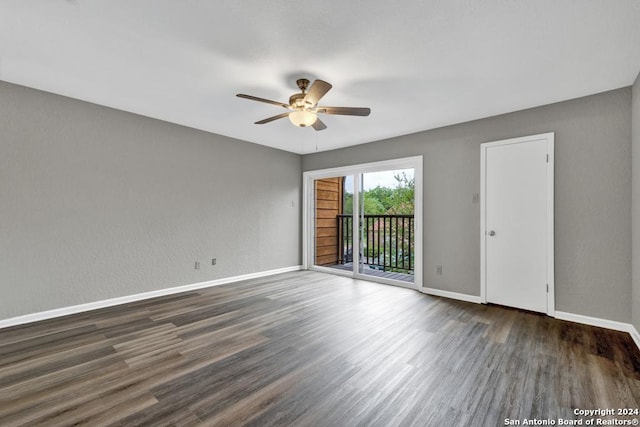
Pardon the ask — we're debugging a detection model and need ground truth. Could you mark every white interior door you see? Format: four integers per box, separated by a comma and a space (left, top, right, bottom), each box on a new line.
481, 133, 554, 314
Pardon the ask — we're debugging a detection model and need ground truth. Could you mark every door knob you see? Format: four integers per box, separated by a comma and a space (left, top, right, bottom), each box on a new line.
488, 230, 496, 236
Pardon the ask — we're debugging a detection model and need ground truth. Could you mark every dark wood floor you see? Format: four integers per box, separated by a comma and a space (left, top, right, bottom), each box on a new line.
1, 271, 639, 426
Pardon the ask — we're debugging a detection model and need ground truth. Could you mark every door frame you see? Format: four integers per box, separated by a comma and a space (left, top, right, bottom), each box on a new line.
302, 156, 423, 290
480, 132, 555, 315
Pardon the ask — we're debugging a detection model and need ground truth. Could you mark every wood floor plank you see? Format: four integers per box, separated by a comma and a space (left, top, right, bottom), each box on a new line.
1, 270, 639, 426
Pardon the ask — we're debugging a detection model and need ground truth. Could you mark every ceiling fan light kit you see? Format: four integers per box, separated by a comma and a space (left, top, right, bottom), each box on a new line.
237, 78, 370, 131
289, 110, 317, 127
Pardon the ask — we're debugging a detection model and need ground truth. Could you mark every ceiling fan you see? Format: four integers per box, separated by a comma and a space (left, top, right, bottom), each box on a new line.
236, 78, 370, 131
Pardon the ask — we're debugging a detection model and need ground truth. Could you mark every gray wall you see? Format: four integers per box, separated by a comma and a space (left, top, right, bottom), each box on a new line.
0, 81, 302, 320
303, 88, 632, 322
2, 78, 634, 326
633, 72, 640, 332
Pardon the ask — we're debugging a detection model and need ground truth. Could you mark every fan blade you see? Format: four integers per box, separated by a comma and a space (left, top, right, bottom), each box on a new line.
237, 94, 290, 109
303, 80, 332, 107
312, 117, 327, 131
317, 106, 371, 116
255, 112, 290, 124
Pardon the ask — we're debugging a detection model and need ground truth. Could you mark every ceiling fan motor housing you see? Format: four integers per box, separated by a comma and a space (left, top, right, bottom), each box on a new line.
289, 93, 306, 109
296, 78, 310, 92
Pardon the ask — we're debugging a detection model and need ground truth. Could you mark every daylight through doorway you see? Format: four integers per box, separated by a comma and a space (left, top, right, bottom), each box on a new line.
312, 169, 415, 286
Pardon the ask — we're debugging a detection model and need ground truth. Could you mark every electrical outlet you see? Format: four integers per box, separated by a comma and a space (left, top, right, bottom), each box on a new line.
195, 261, 200, 270
212, 258, 217, 266
436, 265, 443, 275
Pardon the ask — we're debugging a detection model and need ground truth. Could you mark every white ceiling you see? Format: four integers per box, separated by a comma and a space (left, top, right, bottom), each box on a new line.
1, 1, 639, 154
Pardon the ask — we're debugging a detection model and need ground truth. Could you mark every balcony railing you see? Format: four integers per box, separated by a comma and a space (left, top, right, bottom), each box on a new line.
337, 214, 414, 274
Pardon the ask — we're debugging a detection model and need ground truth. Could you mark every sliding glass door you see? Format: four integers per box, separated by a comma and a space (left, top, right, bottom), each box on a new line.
358, 169, 415, 283
304, 157, 422, 289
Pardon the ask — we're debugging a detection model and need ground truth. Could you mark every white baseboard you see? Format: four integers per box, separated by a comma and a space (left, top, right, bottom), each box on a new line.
554, 311, 632, 333
0, 265, 302, 330
555, 311, 640, 353
421, 287, 483, 304
630, 326, 640, 351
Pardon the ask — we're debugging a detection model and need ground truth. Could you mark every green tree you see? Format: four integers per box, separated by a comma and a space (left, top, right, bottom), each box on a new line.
387, 172, 414, 214
342, 173, 415, 215
343, 192, 353, 214
364, 186, 393, 214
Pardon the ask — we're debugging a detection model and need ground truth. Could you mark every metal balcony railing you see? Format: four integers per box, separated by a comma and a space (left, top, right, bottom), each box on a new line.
337, 214, 414, 274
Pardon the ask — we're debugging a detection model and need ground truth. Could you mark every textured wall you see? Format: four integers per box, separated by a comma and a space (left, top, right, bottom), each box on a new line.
633, 72, 640, 332
0, 81, 302, 320
303, 88, 632, 322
